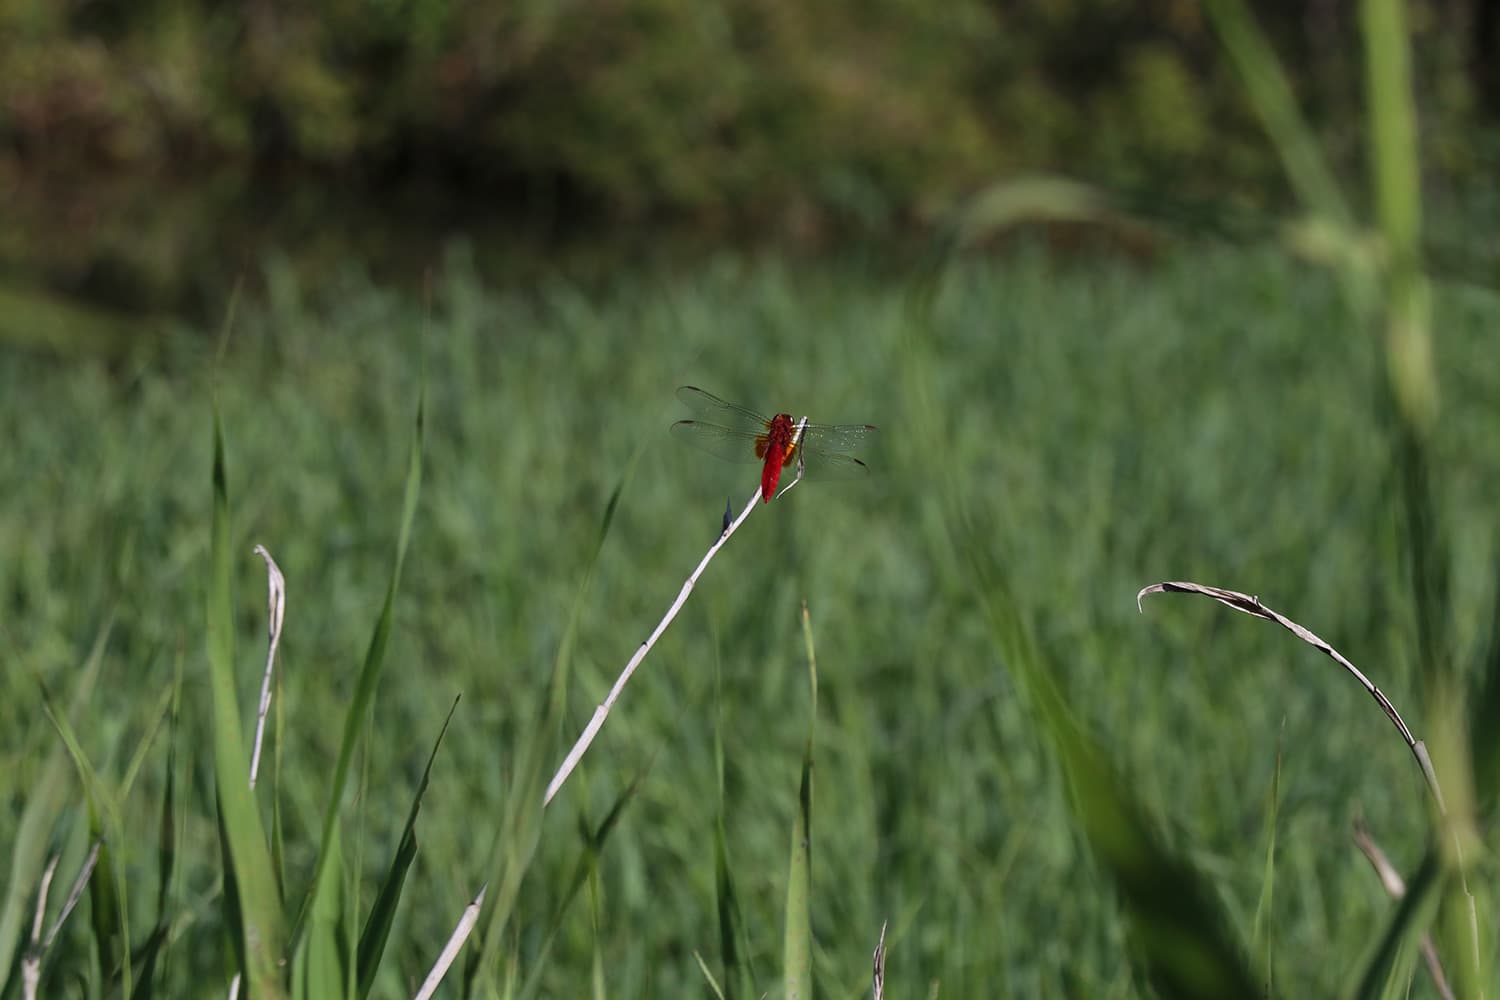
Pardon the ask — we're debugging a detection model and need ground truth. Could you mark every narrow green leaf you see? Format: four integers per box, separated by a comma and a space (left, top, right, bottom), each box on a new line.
0, 619, 110, 995
1468, 553, 1500, 819
86, 803, 122, 986
295, 832, 348, 1000
297, 389, 424, 950
713, 653, 756, 1000
1202, 0, 1375, 320
475, 464, 634, 989
1049, 699, 1261, 999
966, 551, 1259, 997
131, 668, 183, 1000
1348, 846, 1444, 999
129, 925, 170, 1000
32, 664, 131, 991
1201, 0, 1353, 227
1250, 725, 1284, 990
156, 664, 181, 922
356, 696, 462, 999
206, 408, 287, 996
783, 605, 818, 1000
272, 671, 287, 901
516, 768, 650, 1000
1361, 0, 1421, 272
693, 952, 727, 1000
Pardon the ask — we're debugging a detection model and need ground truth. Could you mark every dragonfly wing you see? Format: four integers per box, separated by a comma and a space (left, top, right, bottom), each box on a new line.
672, 420, 769, 464
799, 421, 878, 452
792, 448, 871, 477
676, 386, 775, 434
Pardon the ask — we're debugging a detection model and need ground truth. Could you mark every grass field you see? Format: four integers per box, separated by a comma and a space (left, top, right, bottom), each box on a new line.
2, 243, 1496, 997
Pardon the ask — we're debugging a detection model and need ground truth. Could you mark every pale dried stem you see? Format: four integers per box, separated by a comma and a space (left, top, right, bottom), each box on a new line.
872, 920, 888, 1000
250, 544, 286, 789
45, 839, 100, 953
27, 855, 57, 947
1137, 581, 1442, 806
413, 884, 487, 1000
22, 841, 101, 1000
21, 854, 59, 1000
543, 418, 808, 806
1352, 818, 1456, 1000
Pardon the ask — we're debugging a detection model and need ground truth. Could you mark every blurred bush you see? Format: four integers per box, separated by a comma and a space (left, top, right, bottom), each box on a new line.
0, 0, 1490, 238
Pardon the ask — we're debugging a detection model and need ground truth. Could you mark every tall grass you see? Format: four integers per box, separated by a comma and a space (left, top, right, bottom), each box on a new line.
2, 222, 1496, 993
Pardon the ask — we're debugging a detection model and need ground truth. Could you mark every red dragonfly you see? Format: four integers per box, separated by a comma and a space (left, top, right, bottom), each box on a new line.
672, 386, 878, 502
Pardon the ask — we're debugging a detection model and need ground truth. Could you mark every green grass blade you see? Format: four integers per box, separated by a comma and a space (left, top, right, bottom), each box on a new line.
713, 653, 756, 1000
130, 668, 183, 1000
355, 695, 461, 999
272, 672, 287, 901
1203, 0, 1376, 319
32, 665, 130, 992
1362, 0, 1422, 275
782, 605, 817, 1000
693, 952, 727, 1000
1043, 686, 1260, 998
86, 804, 123, 988
294, 831, 348, 1000
0, 620, 110, 995
1468, 555, 1500, 819
1347, 846, 1444, 999
1359, 2, 1483, 990
906, 297, 1249, 995
159, 689, 184, 910
965, 546, 1260, 997
1250, 725, 1284, 990
206, 407, 287, 996
295, 386, 424, 972
516, 770, 648, 1000
1201, 0, 1352, 228
474, 466, 635, 988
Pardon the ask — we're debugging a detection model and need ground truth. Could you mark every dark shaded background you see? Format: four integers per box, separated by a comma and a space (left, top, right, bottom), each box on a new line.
3, 0, 1497, 328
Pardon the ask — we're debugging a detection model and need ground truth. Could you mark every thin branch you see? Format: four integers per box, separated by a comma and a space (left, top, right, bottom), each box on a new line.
413, 884, 487, 1000
872, 920, 888, 1000
249, 544, 286, 788
543, 418, 809, 806
1137, 581, 1442, 806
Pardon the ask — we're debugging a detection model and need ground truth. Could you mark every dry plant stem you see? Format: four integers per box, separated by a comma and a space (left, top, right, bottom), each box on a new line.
26, 855, 57, 951
20, 855, 59, 1000
872, 920, 888, 1000
45, 840, 100, 953
249, 544, 286, 788
413, 884, 487, 1000
22, 841, 102, 1000
543, 418, 808, 806
1353, 818, 1456, 1000
1136, 581, 1443, 807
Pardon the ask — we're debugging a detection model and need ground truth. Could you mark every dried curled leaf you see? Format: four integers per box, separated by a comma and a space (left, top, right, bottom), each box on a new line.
1137, 580, 1441, 806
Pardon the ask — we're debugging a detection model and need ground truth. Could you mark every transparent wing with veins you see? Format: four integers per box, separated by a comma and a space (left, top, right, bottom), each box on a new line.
671, 385, 878, 474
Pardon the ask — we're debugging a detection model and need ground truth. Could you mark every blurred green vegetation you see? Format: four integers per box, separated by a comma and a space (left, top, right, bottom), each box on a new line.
4, 245, 1497, 995
6, 0, 1490, 211
2, 0, 1495, 323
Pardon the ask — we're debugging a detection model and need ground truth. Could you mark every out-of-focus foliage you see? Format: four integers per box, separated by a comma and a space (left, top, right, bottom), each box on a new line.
2, 0, 1486, 228
2, 0, 1492, 327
